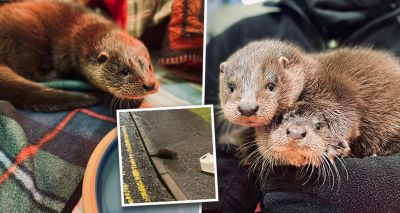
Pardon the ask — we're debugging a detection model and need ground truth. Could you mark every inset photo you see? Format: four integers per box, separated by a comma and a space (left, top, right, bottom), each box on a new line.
117, 105, 218, 206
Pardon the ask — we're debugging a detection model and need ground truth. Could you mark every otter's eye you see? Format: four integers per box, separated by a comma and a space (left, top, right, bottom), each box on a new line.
315, 123, 321, 130
121, 69, 129, 76
276, 114, 284, 124
266, 83, 276, 92
228, 83, 235, 93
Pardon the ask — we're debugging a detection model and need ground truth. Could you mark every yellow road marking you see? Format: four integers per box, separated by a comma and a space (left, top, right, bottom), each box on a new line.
123, 182, 134, 204
121, 126, 151, 202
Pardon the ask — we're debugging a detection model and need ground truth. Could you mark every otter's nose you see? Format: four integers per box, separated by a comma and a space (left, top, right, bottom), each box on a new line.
238, 106, 259, 117
286, 127, 307, 140
143, 82, 156, 91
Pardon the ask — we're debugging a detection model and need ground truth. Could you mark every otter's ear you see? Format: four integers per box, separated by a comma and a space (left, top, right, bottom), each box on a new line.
97, 51, 109, 63
278, 56, 290, 68
220, 62, 227, 73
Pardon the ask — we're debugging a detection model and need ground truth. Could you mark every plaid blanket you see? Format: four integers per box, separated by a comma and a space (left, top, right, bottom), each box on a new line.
0, 63, 201, 212
0, 102, 116, 212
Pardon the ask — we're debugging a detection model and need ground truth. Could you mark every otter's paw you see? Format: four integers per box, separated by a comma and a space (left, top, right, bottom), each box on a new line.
326, 145, 351, 162
27, 92, 102, 112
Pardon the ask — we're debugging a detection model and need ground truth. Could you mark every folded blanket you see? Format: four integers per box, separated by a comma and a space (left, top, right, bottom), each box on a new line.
158, 0, 204, 82
262, 153, 400, 213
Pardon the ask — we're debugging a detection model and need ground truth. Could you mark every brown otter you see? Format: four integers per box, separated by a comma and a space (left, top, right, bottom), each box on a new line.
248, 103, 347, 168
220, 39, 400, 158
151, 148, 179, 160
238, 105, 348, 187
0, 1, 158, 112
219, 40, 309, 127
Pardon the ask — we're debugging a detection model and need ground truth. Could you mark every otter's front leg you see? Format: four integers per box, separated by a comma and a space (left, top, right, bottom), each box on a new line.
0, 65, 101, 112
326, 140, 351, 162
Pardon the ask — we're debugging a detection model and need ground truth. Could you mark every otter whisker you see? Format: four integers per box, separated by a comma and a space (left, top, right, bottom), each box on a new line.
251, 148, 276, 186
250, 154, 264, 175
261, 166, 273, 188
121, 97, 125, 109
109, 95, 117, 114
335, 157, 349, 181
323, 153, 340, 190
109, 91, 119, 110
237, 142, 259, 153
110, 90, 125, 113
121, 98, 125, 109
297, 155, 311, 181
250, 155, 264, 180
314, 160, 321, 184
240, 141, 267, 161
260, 158, 270, 187
319, 156, 328, 187
303, 154, 316, 185
322, 155, 334, 189
322, 154, 336, 190
241, 147, 262, 166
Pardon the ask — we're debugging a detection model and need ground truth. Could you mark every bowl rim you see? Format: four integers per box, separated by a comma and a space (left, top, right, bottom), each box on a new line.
82, 128, 117, 213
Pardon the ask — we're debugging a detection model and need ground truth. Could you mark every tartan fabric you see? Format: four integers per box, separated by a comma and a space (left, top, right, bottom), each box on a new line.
87, 0, 173, 38
158, 0, 204, 82
125, 0, 173, 38
0, 61, 201, 212
0, 102, 116, 212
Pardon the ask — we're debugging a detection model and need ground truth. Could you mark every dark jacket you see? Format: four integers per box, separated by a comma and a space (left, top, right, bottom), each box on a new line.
204, 0, 400, 212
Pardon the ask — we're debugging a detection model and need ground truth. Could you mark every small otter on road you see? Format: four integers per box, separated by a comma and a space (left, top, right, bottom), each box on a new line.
0, 1, 159, 112
220, 40, 400, 158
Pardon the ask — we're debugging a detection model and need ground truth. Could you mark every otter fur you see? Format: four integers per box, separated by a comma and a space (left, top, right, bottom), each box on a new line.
220, 40, 400, 158
0, 1, 158, 112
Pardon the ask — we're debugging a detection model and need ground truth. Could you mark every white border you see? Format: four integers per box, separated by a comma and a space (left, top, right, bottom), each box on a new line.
201, 0, 208, 106
117, 105, 219, 207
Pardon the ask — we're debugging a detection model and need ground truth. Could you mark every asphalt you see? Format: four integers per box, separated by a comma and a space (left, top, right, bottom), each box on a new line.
119, 112, 173, 204
130, 109, 215, 200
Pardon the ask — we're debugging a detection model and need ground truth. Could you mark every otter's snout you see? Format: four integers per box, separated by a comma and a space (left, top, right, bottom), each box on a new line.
143, 82, 156, 91
286, 127, 307, 139
238, 105, 259, 117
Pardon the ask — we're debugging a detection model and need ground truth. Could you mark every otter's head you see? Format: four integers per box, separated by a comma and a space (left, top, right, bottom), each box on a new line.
85, 31, 159, 99
255, 107, 336, 168
220, 40, 311, 127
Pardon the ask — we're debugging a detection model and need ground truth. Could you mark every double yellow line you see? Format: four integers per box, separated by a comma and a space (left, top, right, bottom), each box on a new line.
121, 126, 150, 203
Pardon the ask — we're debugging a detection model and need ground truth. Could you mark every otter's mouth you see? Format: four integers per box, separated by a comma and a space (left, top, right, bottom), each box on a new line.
113, 81, 159, 99
272, 145, 323, 167
119, 89, 158, 99
235, 116, 270, 127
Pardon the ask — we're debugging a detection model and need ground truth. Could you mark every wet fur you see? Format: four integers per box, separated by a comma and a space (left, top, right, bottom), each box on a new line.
0, 1, 157, 112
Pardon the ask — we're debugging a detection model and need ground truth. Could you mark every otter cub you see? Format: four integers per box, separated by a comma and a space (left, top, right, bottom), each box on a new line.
247, 104, 346, 168
0, 1, 158, 112
220, 40, 400, 157
151, 148, 179, 160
